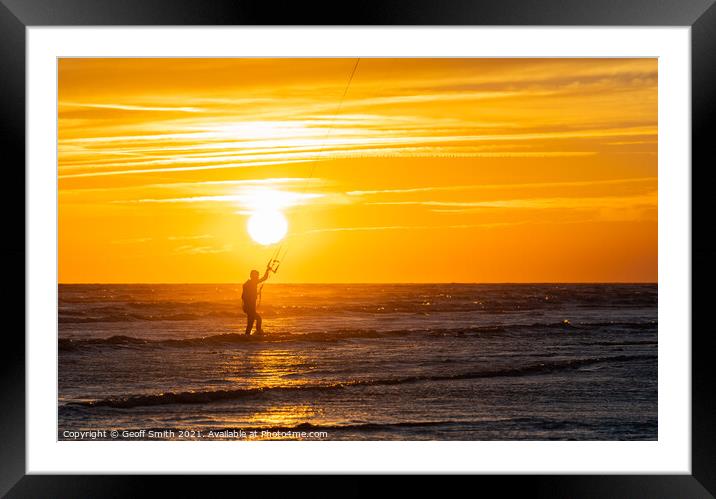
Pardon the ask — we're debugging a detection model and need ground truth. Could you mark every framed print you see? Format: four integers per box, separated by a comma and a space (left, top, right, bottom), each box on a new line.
3, 0, 715, 495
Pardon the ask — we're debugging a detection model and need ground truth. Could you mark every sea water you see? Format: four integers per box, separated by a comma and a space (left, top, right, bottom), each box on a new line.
58, 283, 657, 440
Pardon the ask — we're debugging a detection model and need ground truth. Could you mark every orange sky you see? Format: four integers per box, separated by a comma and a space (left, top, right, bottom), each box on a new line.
58, 58, 657, 283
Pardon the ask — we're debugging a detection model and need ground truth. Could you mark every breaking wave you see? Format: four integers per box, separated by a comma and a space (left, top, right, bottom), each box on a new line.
58, 320, 656, 351
65, 354, 655, 409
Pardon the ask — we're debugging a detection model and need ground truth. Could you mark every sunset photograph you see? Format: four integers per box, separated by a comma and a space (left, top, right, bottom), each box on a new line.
58, 58, 657, 441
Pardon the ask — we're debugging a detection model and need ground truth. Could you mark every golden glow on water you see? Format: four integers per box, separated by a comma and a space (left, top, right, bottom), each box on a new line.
245, 404, 318, 434
221, 349, 312, 389
213, 349, 322, 437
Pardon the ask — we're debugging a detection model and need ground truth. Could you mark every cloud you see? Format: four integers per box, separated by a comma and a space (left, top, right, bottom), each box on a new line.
58, 159, 311, 179
60, 177, 321, 193
346, 177, 657, 197
61, 102, 202, 113
59, 59, 657, 186
173, 243, 233, 255
166, 234, 214, 241
58, 122, 653, 179
116, 189, 324, 212
302, 222, 524, 234
176, 177, 321, 188
368, 192, 657, 211
342, 90, 534, 108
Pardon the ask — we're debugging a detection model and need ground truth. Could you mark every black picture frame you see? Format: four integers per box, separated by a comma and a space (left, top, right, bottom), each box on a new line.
2, 0, 714, 495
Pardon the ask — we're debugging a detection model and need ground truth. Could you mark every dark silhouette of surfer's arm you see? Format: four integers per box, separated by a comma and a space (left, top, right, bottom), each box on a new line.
259, 268, 271, 283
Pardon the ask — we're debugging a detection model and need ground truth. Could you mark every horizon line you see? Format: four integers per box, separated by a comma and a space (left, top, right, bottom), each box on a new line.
58, 281, 658, 285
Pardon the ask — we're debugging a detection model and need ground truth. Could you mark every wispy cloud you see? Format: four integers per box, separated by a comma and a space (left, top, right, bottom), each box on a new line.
61, 102, 202, 113
167, 234, 214, 241
346, 177, 656, 197
175, 177, 321, 188
58, 122, 653, 179
173, 243, 234, 255
60, 177, 320, 193
368, 192, 656, 211
301, 222, 524, 234
58, 159, 311, 179
115, 189, 324, 212
59, 58, 657, 186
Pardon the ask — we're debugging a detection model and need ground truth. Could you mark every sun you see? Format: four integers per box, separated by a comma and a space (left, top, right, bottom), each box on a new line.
247, 209, 288, 245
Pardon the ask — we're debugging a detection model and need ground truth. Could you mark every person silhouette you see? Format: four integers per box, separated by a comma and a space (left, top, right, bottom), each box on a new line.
242, 267, 271, 335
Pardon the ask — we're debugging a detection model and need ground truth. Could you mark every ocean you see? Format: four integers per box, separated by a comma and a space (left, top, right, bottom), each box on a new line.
58, 283, 657, 440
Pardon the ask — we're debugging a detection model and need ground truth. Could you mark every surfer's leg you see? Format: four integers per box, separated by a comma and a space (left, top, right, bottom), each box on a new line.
245, 312, 255, 335
255, 313, 263, 333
